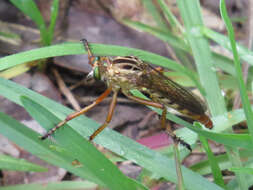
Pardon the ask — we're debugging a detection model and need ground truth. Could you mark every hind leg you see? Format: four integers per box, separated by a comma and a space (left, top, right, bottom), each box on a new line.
161, 108, 192, 151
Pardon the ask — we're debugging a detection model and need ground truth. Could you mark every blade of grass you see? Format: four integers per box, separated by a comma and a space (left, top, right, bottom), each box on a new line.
227, 177, 253, 190
174, 47, 196, 70
9, 0, 45, 29
0, 154, 47, 172
196, 123, 225, 188
220, 1, 252, 188
157, 0, 184, 33
47, 0, 59, 44
0, 41, 235, 97
191, 154, 230, 175
0, 112, 109, 187
20, 96, 147, 190
0, 63, 30, 79
212, 52, 235, 76
220, 0, 253, 141
1, 181, 97, 190
191, 149, 253, 175
173, 144, 185, 190
0, 78, 224, 190
141, 0, 168, 30
122, 20, 189, 52
9, 0, 48, 45
226, 146, 248, 189
230, 167, 253, 174
203, 27, 253, 66
176, 0, 226, 116
0, 42, 201, 92
0, 111, 105, 187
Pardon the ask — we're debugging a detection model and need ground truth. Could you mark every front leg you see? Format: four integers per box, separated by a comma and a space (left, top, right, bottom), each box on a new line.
41, 88, 112, 140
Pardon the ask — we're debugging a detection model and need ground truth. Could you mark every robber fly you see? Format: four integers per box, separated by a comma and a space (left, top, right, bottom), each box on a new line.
41, 39, 213, 151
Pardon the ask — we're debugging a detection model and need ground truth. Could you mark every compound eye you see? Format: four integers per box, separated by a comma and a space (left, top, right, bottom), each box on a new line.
93, 66, 100, 80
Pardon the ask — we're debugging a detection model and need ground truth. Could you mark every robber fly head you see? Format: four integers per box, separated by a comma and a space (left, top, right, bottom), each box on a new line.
81, 39, 104, 81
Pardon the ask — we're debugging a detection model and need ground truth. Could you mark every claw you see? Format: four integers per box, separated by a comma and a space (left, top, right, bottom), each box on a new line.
172, 135, 192, 152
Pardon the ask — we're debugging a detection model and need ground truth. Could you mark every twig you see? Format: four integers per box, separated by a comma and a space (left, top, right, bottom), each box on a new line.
52, 68, 81, 111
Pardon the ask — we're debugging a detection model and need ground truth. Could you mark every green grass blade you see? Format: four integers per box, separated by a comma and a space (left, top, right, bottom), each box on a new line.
191, 154, 230, 175
157, 0, 184, 33
220, 1, 252, 188
141, 0, 168, 30
47, 0, 59, 44
212, 53, 235, 76
9, 0, 48, 45
0, 42, 201, 91
0, 154, 47, 172
230, 167, 253, 174
20, 96, 147, 190
226, 146, 248, 189
0, 78, 224, 190
203, 27, 253, 66
0, 63, 30, 79
170, 113, 252, 150
173, 144, 186, 190
0, 111, 107, 188
0, 112, 111, 186
9, 0, 45, 28
122, 19, 189, 52
220, 0, 253, 142
187, 122, 252, 150
197, 124, 225, 188
176, 0, 226, 116
1, 181, 97, 190
191, 149, 253, 175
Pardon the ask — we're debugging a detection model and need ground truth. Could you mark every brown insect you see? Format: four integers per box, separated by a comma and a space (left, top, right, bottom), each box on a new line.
41, 39, 213, 151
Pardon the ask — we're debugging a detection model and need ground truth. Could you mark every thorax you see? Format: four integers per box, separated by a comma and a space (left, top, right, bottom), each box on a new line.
99, 56, 145, 92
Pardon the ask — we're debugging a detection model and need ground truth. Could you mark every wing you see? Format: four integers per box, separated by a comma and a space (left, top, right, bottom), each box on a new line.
136, 63, 207, 115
